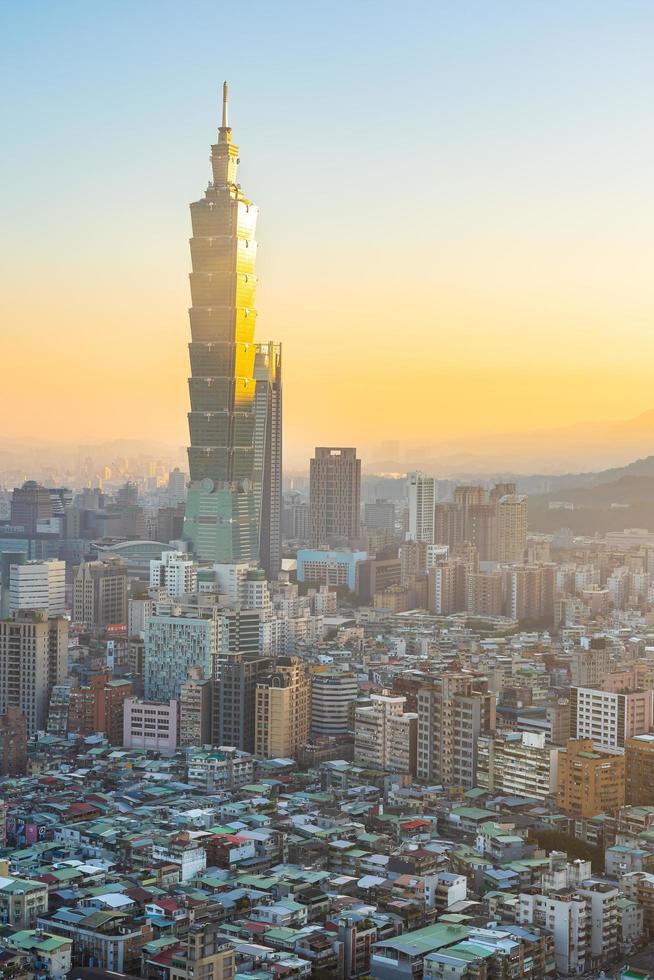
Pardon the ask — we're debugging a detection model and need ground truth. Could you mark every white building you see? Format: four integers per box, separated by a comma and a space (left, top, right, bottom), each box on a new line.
123, 698, 178, 753
519, 891, 589, 975
149, 550, 197, 598
9, 559, 66, 617
144, 606, 219, 702
354, 692, 416, 773
407, 472, 436, 544
311, 670, 358, 737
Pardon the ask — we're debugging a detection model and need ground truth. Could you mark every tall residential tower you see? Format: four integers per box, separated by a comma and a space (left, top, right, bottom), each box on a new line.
183, 84, 282, 576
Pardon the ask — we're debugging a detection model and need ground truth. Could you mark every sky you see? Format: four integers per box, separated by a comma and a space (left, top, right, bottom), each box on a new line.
2, 0, 654, 468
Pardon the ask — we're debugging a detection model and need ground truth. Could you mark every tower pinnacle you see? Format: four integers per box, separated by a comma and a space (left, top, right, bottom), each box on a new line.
221, 80, 229, 130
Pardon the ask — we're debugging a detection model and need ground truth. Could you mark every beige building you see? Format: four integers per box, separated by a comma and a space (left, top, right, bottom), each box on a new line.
169, 921, 235, 980
557, 738, 625, 817
477, 730, 558, 802
417, 672, 495, 787
73, 558, 128, 627
496, 493, 528, 562
0, 610, 67, 733
354, 692, 417, 774
179, 668, 213, 747
254, 656, 311, 759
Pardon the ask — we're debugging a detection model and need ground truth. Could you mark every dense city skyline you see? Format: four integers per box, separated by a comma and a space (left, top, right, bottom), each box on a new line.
3, 2, 654, 468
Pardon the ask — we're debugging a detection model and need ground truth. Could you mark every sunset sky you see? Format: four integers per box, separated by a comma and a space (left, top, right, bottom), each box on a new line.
2, 1, 654, 467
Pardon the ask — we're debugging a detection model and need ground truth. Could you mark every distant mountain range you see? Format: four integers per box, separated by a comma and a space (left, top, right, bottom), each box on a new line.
364, 409, 654, 478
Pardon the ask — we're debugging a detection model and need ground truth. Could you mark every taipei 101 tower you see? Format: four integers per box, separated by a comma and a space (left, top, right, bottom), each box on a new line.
183, 84, 282, 577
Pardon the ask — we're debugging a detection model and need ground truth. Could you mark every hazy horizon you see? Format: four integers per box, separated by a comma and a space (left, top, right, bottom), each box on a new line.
3, 2, 654, 466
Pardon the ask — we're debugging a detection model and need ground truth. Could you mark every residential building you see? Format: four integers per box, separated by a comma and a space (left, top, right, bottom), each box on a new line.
214, 651, 272, 752
570, 685, 653, 750
477, 730, 558, 802
149, 550, 197, 597
407, 472, 436, 544
417, 673, 495, 788
144, 605, 219, 702
557, 738, 625, 817
309, 447, 361, 547
0, 875, 48, 929
626, 734, 654, 806
179, 668, 213, 747
311, 670, 358, 737
0, 610, 67, 733
0, 708, 28, 776
354, 692, 417, 774
254, 656, 311, 759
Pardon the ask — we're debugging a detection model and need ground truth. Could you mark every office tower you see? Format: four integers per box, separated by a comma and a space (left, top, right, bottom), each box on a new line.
183, 83, 282, 572
354, 692, 417, 774
10, 481, 53, 534
309, 447, 361, 547
557, 738, 625, 817
282, 493, 310, 541
496, 493, 528, 562
73, 558, 128, 627
569, 685, 653, 750
416, 673, 495, 787
477, 730, 558, 802
144, 606, 219, 702
0, 553, 25, 619
179, 667, 213, 747
0, 610, 68, 733
214, 652, 272, 751
311, 670, 358, 738
254, 656, 311, 759
355, 557, 402, 603
254, 343, 283, 577
150, 550, 197, 597
407, 472, 436, 543
123, 698, 178, 752
9, 559, 66, 617
167, 467, 187, 505
363, 499, 395, 531
0, 707, 28, 776
296, 548, 367, 591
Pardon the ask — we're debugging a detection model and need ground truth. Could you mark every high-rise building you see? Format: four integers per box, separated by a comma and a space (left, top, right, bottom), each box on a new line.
557, 738, 625, 817
407, 472, 436, 544
364, 499, 395, 531
144, 606, 219, 703
416, 672, 495, 787
214, 652, 272, 752
179, 667, 213, 748
67, 670, 133, 745
477, 730, 558, 802
150, 550, 197, 598
167, 467, 187, 505
254, 656, 311, 759
0, 707, 28, 776
309, 447, 361, 547
0, 610, 68, 733
311, 670, 358, 738
73, 558, 128, 627
570, 685, 653, 750
354, 692, 417, 774
182, 83, 282, 573
496, 493, 528, 563
9, 559, 66, 617
625, 734, 654, 806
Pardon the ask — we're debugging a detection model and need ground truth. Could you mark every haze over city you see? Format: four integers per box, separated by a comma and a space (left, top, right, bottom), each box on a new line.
3, 1, 654, 470
4, 6, 654, 980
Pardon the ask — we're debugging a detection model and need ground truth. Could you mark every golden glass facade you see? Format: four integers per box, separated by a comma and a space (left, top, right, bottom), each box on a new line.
184, 84, 281, 571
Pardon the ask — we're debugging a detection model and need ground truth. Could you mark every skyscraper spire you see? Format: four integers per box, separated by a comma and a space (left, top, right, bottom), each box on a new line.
221, 80, 229, 130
